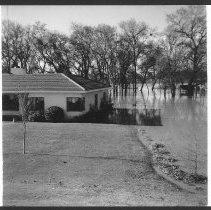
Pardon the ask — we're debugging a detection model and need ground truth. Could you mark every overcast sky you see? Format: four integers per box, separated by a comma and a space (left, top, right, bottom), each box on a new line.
1, 5, 188, 34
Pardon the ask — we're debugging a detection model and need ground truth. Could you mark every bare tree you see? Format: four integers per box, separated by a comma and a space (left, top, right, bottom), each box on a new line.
157, 31, 185, 96
31, 22, 73, 74
166, 6, 206, 94
139, 42, 161, 92
119, 18, 148, 93
2, 20, 35, 73
70, 23, 95, 79
91, 24, 118, 85
18, 91, 32, 154
116, 36, 133, 94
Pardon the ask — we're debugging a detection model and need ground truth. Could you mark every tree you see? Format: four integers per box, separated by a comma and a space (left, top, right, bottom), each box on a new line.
70, 24, 95, 79
91, 24, 118, 85
18, 91, 32, 154
119, 18, 149, 93
31, 22, 73, 74
139, 41, 161, 92
116, 36, 133, 94
166, 6, 206, 93
157, 31, 185, 96
2, 20, 34, 73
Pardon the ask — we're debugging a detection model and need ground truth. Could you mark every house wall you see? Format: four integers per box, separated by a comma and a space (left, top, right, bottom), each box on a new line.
29, 92, 82, 119
2, 89, 109, 120
31, 90, 108, 119
84, 90, 106, 112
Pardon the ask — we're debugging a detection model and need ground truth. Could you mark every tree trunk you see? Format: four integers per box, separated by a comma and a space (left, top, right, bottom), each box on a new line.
134, 63, 137, 95
23, 122, 26, 154
125, 84, 127, 96
152, 82, 155, 91
152, 78, 158, 91
140, 82, 145, 92
171, 83, 176, 98
121, 83, 124, 96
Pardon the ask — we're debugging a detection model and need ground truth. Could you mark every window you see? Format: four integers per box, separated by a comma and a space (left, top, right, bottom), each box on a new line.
67, 97, 85, 111
95, 94, 98, 108
29, 97, 44, 111
2, 94, 19, 111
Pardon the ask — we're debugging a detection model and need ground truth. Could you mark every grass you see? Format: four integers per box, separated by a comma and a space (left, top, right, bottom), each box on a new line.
3, 122, 207, 206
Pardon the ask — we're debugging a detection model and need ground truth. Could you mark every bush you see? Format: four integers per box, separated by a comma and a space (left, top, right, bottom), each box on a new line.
152, 143, 165, 150
99, 98, 113, 118
69, 106, 99, 123
45, 106, 65, 123
28, 111, 45, 122
187, 174, 207, 184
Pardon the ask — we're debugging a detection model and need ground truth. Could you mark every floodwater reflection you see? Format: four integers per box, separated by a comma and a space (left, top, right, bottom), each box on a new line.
110, 85, 207, 175
109, 108, 162, 126
111, 85, 207, 127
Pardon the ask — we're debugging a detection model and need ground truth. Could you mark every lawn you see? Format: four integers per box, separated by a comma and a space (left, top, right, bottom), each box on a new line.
3, 122, 207, 206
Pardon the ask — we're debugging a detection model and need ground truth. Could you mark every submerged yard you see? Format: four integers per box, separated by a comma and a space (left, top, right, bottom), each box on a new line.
112, 86, 207, 176
3, 122, 207, 206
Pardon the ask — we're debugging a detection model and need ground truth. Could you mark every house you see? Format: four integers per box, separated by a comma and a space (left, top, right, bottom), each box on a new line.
2, 68, 111, 120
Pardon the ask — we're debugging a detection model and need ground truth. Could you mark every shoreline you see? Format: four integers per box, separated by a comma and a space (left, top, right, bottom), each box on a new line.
137, 127, 207, 194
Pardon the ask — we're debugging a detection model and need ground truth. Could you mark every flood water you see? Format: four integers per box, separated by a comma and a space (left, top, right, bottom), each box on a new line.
110, 84, 207, 175
111, 85, 207, 126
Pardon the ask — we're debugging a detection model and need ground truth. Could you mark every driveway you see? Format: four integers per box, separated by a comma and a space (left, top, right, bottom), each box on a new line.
3, 123, 206, 206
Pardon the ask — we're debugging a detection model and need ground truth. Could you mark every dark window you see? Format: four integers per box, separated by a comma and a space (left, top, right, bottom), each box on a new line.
67, 97, 85, 112
95, 94, 98, 108
29, 97, 44, 111
2, 94, 19, 111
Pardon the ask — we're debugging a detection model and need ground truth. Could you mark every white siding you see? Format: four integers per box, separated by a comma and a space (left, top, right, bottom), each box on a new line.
3, 90, 109, 120
83, 91, 106, 111
29, 92, 83, 119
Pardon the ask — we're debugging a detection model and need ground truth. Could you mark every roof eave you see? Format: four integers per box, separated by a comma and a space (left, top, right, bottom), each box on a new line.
2, 87, 111, 94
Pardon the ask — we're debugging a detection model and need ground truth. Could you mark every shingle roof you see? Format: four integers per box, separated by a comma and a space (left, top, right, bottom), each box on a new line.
68, 74, 110, 90
2, 73, 110, 92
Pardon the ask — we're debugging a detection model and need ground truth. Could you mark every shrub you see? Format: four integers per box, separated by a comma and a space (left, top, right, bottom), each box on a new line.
69, 105, 99, 123
152, 143, 165, 150
45, 106, 64, 122
100, 97, 113, 114
28, 111, 45, 122
187, 174, 207, 184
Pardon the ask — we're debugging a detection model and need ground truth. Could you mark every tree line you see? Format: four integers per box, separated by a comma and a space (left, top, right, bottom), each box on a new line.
2, 6, 206, 95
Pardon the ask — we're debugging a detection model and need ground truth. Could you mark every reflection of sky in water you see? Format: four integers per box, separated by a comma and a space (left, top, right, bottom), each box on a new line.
112, 85, 207, 124
112, 85, 207, 148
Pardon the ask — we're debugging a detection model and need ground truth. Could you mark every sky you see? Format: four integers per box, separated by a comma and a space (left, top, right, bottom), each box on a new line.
1, 5, 187, 34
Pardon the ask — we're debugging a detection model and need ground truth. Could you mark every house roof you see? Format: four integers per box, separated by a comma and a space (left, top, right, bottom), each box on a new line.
67, 74, 110, 91
2, 73, 110, 93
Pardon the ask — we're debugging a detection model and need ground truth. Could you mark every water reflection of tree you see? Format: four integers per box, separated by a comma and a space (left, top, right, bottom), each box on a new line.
152, 90, 157, 110
111, 108, 137, 125
139, 89, 162, 125
140, 90, 148, 113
